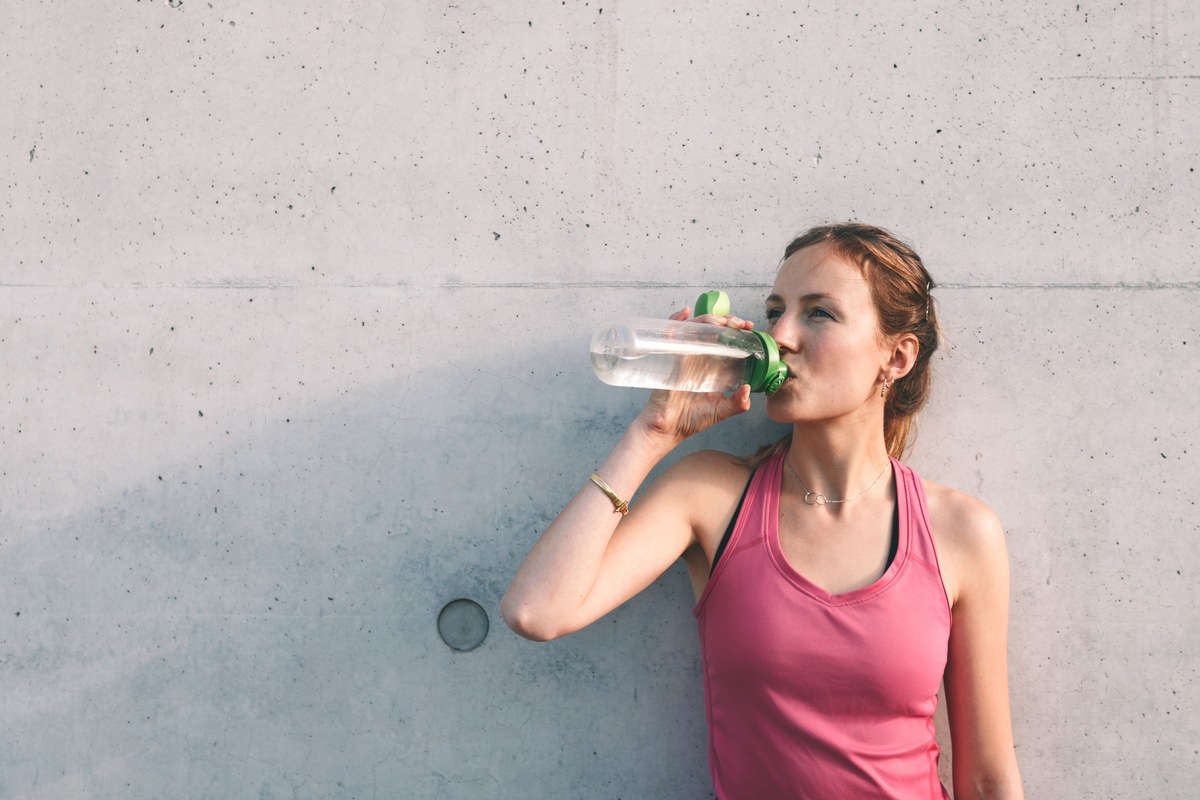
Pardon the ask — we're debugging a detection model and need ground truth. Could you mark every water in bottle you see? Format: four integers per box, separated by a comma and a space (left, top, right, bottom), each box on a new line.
589, 292, 787, 394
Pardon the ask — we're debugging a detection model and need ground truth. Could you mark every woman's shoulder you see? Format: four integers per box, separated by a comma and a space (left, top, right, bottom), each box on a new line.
919, 477, 1003, 540
647, 449, 755, 523
611, 448, 754, 571
919, 475, 1009, 604
662, 448, 754, 488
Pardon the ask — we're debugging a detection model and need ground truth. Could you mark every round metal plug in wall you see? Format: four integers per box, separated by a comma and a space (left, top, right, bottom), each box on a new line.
437, 598, 489, 651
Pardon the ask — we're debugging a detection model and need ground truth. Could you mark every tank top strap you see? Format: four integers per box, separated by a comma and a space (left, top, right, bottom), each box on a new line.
891, 457, 940, 570
693, 449, 784, 615
725, 449, 783, 556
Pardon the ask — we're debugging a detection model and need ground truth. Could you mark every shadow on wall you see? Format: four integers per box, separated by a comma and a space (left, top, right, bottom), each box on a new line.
0, 339, 790, 799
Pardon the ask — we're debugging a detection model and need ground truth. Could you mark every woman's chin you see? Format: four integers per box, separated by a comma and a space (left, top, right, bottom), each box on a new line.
765, 393, 796, 424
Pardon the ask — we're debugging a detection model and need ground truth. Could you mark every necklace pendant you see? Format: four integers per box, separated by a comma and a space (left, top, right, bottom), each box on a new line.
787, 452, 889, 508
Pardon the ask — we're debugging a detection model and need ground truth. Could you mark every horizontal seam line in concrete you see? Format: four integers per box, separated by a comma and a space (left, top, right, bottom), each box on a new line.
2, 281, 1199, 291
1046, 75, 1200, 80
936, 281, 1200, 290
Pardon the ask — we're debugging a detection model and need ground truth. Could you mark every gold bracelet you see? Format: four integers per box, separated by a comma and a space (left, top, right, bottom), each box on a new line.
589, 473, 629, 515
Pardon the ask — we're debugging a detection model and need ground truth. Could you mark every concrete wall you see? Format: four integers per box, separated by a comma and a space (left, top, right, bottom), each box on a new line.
2, 1, 1196, 797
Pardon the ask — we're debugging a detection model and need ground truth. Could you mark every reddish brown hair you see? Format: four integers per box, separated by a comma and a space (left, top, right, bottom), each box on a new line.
753, 223, 940, 462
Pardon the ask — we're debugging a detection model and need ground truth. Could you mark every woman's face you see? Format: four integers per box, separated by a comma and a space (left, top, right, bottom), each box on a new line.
764, 243, 893, 425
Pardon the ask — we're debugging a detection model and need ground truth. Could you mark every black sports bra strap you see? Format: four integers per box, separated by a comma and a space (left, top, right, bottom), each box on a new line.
710, 469, 755, 575
886, 502, 900, 570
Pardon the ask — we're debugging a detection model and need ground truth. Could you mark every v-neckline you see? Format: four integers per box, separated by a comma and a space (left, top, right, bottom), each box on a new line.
765, 453, 908, 607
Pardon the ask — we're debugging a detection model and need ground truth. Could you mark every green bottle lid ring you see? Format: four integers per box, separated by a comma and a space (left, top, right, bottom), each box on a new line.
747, 330, 788, 394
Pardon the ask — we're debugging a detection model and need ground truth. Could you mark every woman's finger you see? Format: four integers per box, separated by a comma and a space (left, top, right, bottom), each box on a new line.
718, 385, 753, 420
668, 305, 691, 322
690, 313, 754, 330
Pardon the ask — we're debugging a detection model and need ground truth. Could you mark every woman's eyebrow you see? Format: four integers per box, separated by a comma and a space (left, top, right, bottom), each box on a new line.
766, 292, 837, 304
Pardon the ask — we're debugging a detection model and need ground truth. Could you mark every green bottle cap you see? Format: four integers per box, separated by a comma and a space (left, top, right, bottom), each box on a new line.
693, 290, 730, 317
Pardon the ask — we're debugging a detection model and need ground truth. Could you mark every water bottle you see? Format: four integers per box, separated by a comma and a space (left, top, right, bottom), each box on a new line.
590, 291, 788, 394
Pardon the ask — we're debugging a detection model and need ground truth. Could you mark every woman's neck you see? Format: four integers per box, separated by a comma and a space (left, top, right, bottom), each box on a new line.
787, 421, 892, 502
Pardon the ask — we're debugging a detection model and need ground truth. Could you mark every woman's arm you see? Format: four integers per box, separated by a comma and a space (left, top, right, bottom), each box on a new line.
501, 310, 755, 642
935, 490, 1025, 799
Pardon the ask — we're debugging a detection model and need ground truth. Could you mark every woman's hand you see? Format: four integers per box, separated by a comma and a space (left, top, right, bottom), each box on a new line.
632, 306, 754, 446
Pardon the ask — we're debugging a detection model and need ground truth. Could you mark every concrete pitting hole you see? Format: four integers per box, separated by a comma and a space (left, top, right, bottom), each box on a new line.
437, 598, 489, 651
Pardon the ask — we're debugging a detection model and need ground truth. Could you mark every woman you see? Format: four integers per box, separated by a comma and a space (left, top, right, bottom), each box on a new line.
501, 223, 1024, 799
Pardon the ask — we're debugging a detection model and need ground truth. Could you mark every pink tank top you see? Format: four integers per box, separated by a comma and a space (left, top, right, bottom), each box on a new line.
693, 449, 952, 799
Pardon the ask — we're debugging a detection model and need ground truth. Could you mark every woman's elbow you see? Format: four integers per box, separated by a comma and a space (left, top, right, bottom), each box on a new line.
953, 764, 1024, 800
500, 594, 568, 642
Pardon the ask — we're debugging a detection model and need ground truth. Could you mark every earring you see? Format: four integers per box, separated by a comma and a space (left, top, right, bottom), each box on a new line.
881, 377, 892, 398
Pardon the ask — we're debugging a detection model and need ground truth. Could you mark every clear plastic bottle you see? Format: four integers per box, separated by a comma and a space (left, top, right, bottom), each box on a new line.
589, 291, 787, 394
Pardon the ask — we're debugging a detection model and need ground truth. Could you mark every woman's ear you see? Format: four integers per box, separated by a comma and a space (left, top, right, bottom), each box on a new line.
886, 332, 920, 380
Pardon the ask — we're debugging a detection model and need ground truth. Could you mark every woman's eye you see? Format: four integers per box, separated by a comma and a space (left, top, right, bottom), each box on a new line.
809, 307, 834, 320
765, 308, 783, 323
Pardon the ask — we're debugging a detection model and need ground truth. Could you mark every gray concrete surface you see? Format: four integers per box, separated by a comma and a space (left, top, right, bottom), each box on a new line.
2, 1, 1197, 798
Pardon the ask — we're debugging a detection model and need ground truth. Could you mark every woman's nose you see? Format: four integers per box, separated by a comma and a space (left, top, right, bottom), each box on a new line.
769, 313, 800, 352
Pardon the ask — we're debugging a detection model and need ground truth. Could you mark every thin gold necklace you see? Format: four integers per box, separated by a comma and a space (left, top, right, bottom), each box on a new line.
785, 453, 890, 506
